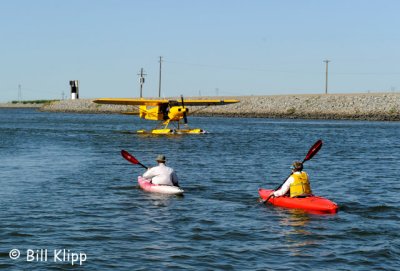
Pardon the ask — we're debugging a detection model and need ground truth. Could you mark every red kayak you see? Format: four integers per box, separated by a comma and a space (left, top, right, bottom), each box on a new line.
259, 188, 338, 214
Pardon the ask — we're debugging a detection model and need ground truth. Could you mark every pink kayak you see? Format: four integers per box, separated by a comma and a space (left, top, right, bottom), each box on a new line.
137, 176, 184, 195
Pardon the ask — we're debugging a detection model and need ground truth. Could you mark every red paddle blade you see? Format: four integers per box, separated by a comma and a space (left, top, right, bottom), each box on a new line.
303, 139, 323, 162
121, 150, 139, 164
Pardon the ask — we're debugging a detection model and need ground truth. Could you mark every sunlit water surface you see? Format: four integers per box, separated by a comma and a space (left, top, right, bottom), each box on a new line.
0, 108, 399, 270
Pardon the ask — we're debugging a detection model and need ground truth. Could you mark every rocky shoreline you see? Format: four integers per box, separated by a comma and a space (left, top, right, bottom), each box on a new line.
38, 93, 400, 121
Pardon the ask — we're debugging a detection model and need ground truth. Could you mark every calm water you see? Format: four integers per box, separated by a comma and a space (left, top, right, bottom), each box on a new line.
0, 108, 399, 270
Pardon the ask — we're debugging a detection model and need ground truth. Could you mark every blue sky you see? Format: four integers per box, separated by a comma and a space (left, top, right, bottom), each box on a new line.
1, 0, 399, 101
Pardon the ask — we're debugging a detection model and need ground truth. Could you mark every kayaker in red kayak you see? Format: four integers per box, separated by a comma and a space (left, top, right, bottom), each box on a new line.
269, 161, 313, 198
142, 155, 180, 187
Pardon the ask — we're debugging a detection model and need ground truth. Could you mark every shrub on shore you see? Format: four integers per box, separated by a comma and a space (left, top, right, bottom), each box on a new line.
11, 100, 59, 105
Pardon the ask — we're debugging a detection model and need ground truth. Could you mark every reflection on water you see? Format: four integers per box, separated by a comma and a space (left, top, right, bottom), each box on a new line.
145, 192, 184, 207
277, 209, 320, 257
280, 209, 312, 228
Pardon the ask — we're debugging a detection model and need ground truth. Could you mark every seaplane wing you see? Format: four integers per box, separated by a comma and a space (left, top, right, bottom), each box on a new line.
170, 99, 239, 106
93, 98, 239, 106
92, 98, 169, 106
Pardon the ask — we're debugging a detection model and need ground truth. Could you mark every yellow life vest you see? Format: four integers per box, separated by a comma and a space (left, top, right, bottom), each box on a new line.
289, 171, 312, 198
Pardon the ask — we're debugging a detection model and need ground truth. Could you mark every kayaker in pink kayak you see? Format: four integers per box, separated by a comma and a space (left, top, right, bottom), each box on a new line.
269, 161, 313, 198
142, 155, 180, 187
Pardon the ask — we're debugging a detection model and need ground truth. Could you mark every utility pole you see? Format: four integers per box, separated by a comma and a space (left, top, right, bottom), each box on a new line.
158, 56, 163, 97
137, 68, 147, 98
323, 59, 330, 94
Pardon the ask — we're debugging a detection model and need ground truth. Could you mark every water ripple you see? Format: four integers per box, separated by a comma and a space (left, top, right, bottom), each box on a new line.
1, 110, 400, 270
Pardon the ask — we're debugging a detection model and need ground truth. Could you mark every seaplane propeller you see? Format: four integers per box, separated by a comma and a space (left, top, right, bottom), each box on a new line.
180, 95, 188, 124
159, 95, 189, 125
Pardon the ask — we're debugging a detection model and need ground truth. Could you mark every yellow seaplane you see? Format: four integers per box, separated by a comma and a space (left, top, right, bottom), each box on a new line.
93, 96, 239, 134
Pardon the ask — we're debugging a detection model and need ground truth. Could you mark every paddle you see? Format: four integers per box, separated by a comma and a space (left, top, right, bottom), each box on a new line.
262, 139, 323, 204
121, 150, 148, 169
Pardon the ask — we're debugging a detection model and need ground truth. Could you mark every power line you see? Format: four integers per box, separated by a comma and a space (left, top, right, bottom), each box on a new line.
165, 59, 400, 75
